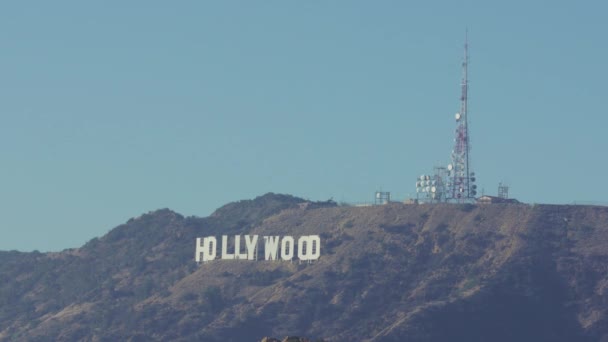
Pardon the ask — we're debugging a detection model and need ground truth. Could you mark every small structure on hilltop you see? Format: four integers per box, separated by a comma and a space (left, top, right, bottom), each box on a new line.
498, 182, 509, 199
298, 199, 338, 210
375, 191, 391, 205
477, 182, 518, 204
477, 195, 519, 204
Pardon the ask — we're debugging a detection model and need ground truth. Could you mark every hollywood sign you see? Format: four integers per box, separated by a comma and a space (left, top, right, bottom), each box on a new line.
195, 235, 321, 262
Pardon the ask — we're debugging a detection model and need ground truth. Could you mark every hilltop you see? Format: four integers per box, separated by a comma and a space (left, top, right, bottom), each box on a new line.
1, 193, 608, 341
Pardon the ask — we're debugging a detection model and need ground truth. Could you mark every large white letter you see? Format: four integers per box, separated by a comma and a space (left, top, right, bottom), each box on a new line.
297, 235, 321, 261
195, 238, 204, 262
204, 236, 217, 262
264, 236, 280, 260
281, 236, 294, 261
234, 235, 248, 260
195, 237, 218, 262
297, 236, 310, 261
307, 235, 321, 261
245, 235, 258, 260
221, 235, 234, 260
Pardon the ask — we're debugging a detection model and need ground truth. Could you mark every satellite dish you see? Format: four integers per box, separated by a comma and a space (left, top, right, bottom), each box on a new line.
455, 113, 461, 121
376, 193, 381, 198
431, 186, 436, 193
426, 186, 431, 192
448, 164, 453, 171
472, 185, 477, 190
470, 172, 475, 177
471, 177, 476, 182
471, 190, 477, 196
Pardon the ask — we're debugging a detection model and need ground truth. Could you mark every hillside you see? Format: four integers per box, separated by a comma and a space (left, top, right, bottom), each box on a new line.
1, 194, 608, 341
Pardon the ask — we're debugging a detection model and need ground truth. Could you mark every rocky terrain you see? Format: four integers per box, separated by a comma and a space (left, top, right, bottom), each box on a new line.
1, 193, 608, 341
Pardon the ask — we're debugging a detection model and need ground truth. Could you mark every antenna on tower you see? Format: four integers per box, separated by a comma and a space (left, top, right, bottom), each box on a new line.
446, 32, 477, 203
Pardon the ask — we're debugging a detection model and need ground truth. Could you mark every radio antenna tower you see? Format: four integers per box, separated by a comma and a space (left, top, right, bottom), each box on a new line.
446, 32, 477, 202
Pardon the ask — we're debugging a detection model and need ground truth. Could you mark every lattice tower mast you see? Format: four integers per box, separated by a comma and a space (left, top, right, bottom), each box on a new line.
447, 34, 477, 202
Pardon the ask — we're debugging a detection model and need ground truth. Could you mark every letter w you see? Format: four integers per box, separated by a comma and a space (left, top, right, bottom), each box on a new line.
264, 236, 280, 261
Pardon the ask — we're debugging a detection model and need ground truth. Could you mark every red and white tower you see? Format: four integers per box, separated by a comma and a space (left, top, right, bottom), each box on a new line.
446, 35, 477, 202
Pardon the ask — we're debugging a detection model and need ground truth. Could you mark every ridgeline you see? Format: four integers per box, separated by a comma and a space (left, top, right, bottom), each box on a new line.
1, 193, 608, 341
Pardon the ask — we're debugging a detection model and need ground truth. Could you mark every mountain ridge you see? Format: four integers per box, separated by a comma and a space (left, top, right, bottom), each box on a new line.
1, 194, 608, 341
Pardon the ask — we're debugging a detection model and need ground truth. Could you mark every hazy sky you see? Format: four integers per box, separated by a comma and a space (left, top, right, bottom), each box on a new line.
1, 1, 606, 251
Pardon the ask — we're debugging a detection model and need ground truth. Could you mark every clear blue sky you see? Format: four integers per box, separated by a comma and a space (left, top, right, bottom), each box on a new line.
1, 1, 606, 251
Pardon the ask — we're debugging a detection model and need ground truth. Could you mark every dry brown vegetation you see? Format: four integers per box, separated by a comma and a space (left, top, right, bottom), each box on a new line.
1, 194, 608, 341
